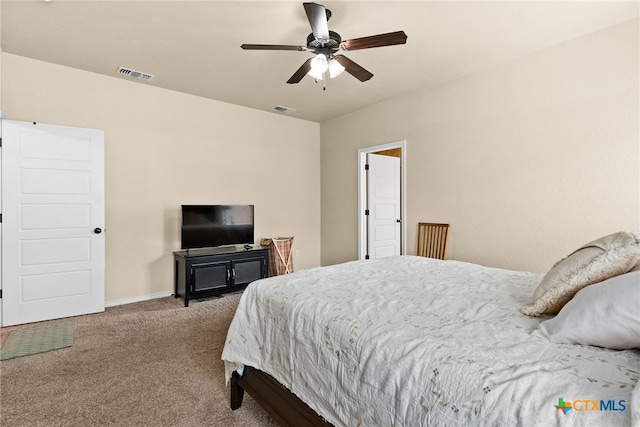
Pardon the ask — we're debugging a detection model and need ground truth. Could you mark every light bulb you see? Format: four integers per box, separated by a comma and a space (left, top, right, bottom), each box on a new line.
308, 54, 329, 80
328, 59, 345, 78
308, 67, 324, 80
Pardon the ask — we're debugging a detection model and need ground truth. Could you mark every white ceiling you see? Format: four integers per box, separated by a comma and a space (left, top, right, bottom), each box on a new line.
1, 1, 638, 123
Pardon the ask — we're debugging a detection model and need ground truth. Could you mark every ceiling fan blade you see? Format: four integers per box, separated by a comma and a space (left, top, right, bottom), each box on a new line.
287, 58, 313, 84
304, 2, 330, 40
342, 31, 407, 51
241, 44, 306, 51
334, 55, 373, 82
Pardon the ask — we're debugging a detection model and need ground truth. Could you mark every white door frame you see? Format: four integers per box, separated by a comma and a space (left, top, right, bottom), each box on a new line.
358, 140, 406, 260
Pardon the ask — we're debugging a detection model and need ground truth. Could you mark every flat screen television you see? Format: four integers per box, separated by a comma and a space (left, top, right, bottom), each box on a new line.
181, 205, 254, 249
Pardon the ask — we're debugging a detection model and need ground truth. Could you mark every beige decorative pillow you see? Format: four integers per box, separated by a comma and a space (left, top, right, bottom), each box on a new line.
531, 246, 603, 301
521, 231, 640, 317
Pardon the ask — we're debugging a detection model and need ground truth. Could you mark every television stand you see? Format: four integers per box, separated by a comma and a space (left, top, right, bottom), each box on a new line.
173, 246, 268, 307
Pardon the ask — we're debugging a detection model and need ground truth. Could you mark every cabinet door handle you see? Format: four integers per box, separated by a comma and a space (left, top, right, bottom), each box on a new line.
227, 269, 230, 281
232, 268, 236, 280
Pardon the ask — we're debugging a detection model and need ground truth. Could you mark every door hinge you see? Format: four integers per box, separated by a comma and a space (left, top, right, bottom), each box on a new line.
0, 213, 2, 223
365, 255, 370, 260
365, 209, 369, 216
364, 164, 369, 170
0, 289, 3, 299
0, 137, 2, 147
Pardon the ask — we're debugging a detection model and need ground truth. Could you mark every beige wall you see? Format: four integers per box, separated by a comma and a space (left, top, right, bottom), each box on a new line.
2, 18, 638, 303
1, 53, 321, 303
321, 19, 640, 272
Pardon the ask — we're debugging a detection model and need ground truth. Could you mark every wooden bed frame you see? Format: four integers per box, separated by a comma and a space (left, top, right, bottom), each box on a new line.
230, 366, 334, 427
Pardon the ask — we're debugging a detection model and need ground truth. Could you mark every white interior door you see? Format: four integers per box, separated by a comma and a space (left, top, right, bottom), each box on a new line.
2, 120, 105, 326
367, 153, 401, 259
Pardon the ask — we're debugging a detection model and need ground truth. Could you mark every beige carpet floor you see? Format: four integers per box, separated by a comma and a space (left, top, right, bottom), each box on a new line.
0, 294, 278, 427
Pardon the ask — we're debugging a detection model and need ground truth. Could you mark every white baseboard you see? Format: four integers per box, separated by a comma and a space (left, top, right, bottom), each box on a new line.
105, 291, 174, 308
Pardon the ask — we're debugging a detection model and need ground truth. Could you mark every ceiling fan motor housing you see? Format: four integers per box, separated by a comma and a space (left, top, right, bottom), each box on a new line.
307, 30, 341, 53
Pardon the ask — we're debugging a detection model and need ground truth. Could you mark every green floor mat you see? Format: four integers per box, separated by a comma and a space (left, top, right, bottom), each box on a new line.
1, 321, 74, 361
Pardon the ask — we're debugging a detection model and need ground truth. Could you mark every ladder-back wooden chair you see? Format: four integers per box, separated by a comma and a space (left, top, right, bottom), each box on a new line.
417, 223, 450, 260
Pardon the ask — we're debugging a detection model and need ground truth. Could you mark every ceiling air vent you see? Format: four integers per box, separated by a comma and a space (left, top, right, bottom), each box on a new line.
117, 66, 155, 82
273, 105, 296, 114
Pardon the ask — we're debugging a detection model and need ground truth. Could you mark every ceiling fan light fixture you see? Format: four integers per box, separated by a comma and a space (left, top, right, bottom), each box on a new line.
328, 59, 345, 78
308, 54, 329, 79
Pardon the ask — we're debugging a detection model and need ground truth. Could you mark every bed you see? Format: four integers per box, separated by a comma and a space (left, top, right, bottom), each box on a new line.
222, 234, 640, 426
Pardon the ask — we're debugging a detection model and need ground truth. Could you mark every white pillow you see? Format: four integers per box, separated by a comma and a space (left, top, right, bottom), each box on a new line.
522, 231, 640, 316
533, 270, 640, 350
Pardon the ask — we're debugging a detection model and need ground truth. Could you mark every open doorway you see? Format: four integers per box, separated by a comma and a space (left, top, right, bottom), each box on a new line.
358, 140, 406, 260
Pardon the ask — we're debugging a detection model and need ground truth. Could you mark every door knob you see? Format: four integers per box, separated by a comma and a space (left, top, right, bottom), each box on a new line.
94, 227, 103, 234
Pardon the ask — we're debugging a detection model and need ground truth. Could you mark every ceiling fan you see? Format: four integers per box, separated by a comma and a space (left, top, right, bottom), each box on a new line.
241, 2, 407, 84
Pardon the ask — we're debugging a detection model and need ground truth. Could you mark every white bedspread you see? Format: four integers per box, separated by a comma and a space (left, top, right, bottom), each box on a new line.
222, 255, 640, 426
